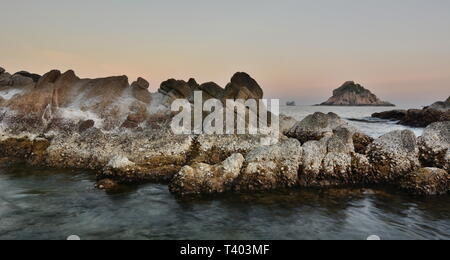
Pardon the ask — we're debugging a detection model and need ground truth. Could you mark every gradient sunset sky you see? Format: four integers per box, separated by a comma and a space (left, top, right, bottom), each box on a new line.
1, 0, 449, 106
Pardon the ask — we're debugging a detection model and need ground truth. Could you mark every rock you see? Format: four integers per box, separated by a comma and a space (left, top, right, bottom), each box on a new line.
418, 121, 450, 171
131, 77, 149, 90
169, 153, 245, 196
131, 78, 152, 104
298, 127, 357, 187
187, 78, 199, 88
399, 168, 450, 196
399, 108, 445, 127
372, 110, 407, 121
353, 132, 374, 154
10, 74, 34, 86
159, 79, 192, 99
286, 101, 296, 106
198, 82, 225, 100
78, 120, 95, 133
0, 72, 11, 86
14, 71, 41, 82
96, 178, 120, 190
121, 113, 146, 129
35, 70, 61, 89
0, 67, 5, 74
373, 97, 450, 127
428, 97, 450, 112
223, 72, 264, 100
235, 139, 302, 191
320, 81, 395, 106
279, 114, 297, 135
286, 112, 354, 143
367, 130, 420, 183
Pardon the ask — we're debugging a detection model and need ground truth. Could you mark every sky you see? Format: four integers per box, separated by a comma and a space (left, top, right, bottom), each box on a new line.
1, 0, 449, 106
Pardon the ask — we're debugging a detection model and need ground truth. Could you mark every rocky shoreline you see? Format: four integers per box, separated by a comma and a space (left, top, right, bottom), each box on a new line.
372, 97, 450, 127
0, 66, 449, 197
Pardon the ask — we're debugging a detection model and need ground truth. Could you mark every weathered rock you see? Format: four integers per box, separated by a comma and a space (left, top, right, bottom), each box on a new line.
367, 130, 420, 183
223, 72, 264, 100
187, 78, 199, 89
286, 112, 354, 143
14, 71, 41, 82
353, 132, 374, 154
373, 97, 450, 127
235, 138, 302, 191
35, 70, 61, 89
131, 77, 149, 90
320, 81, 394, 106
298, 127, 358, 187
10, 74, 34, 86
78, 120, 95, 133
399, 168, 450, 196
198, 82, 225, 100
0, 72, 11, 86
400, 108, 445, 127
193, 134, 264, 165
131, 78, 152, 104
418, 121, 450, 171
96, 178, 120, 190
428, 97, 450, 112
372, 110, 407, 121
159, 79, 192, 99
279, 114, 297, 135
169, 153, 245, 196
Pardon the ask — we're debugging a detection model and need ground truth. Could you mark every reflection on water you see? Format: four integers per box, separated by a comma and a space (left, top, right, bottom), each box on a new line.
281, 105, 424, 138
0, 165, 449, 240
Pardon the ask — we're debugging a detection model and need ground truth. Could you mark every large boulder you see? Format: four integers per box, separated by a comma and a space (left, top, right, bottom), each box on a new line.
131, 77, 152, 104
169, 153, 245, 196
10, 74, 34, 86
286, 112, 354, 143
418, 121, 450, 171
0, 72, 11, 86
35, 70, 62, 89
235, 138, 302, 191
223, 72, 264, 100
298, 127, 360, 187
399, 168, 450, 196
367, 130, 420, 183
159, 79, 192, 99
14, 71, 41, 83
198, 82, 225, 100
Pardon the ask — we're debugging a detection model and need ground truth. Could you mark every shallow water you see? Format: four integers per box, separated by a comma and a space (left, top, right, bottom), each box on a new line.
1, 165, 449, 240
281, 105, 423, 138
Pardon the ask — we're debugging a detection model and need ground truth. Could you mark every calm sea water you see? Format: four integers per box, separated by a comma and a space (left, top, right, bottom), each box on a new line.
0, 106, 448, 240
0, 166, 449, 240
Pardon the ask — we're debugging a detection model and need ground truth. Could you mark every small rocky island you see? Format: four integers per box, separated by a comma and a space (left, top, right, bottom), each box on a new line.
320, 81, 395, 106
0, 66, 448, 197
372, 97, 450, 127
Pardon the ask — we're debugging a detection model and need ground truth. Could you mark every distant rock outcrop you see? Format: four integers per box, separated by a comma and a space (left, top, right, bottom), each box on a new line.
320, 81, 395, 106
372, 96, 450, 127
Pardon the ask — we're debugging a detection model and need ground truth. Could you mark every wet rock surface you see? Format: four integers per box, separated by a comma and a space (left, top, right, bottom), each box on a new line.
169, 153, 245, 196
399, 168, 450, 196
